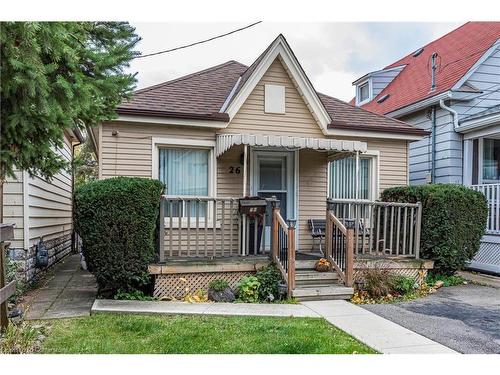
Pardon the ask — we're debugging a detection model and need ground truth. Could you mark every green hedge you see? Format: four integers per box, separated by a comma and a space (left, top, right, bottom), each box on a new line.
74, 177, 164, 295
381, 184, 488, 275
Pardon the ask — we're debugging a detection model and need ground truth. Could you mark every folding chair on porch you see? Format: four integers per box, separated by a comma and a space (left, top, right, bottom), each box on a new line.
308, 219, 326, 255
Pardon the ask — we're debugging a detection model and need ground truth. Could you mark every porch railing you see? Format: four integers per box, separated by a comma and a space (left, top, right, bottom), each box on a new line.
325, 210, 354, 286
327, 199, 422, 258
271, 200, 295, 297
159, 195, 240, 262
470, 183, 500, 234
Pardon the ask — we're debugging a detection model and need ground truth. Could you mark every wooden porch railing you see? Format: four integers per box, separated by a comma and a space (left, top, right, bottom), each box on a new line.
327, 199, 422, 259
159, 196, 242, 262
470, 183, 500, 234
271, 200, 295, 298
325, 209, 354, 287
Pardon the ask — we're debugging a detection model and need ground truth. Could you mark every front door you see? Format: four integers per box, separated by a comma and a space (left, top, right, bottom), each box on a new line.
252, 150, 296, 250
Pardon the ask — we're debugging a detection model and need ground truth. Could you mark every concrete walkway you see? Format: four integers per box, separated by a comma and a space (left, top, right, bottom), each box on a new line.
92, 299, 456, 354
25, 254, 97, 320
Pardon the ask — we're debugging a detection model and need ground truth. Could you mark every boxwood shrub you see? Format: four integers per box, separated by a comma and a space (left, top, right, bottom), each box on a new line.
381, 184, 488, 275
74, 177, 164, 296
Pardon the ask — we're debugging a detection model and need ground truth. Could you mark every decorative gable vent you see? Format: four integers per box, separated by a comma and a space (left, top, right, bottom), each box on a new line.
264, 84, 285, 114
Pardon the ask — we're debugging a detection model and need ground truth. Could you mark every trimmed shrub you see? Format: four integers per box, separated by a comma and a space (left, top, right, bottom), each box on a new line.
74, 177, 164, 296
381, 184, 488, 275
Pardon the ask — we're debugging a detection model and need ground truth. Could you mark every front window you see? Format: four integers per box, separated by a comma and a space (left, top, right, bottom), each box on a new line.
358, 82, 370, 104
482, 138, 500, 183
329, 156, 373, 200
159, 147, 209, 217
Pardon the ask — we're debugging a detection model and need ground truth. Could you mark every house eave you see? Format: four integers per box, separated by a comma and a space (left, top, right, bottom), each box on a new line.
114, 109, 229, 128
456, 113, 500, 134
326, 126, 427, 141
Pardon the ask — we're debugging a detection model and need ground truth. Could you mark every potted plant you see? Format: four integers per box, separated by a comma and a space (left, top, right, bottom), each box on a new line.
315, 258, 331, 272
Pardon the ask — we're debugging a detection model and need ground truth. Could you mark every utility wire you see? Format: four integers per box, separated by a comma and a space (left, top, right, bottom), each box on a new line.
134, 21, 262, 59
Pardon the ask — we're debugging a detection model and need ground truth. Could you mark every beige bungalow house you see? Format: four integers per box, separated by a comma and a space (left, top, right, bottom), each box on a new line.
95, 35, 429, 300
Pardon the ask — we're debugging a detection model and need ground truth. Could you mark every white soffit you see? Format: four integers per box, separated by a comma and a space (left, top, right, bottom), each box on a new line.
215, 133, 367, 157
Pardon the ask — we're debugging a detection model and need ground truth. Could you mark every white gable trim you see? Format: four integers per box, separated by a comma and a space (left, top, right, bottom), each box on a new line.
452, 38, 500, 91
225, 35, 332, 135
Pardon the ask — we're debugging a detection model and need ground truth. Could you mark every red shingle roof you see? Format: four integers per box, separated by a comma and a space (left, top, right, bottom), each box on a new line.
355, 22, 500, 115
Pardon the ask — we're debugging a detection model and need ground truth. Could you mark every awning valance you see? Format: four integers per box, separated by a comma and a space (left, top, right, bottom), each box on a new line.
215, 133, 367, 157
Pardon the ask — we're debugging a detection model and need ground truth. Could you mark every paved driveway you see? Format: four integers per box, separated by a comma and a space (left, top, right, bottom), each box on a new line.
362, 284, 500, 353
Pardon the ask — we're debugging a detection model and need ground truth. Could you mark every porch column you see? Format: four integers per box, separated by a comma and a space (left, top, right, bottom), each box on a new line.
463, 139, 473, 186
241, 144, 248, 255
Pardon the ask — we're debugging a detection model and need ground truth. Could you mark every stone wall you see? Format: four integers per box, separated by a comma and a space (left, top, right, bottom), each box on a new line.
7, 233, 73, 284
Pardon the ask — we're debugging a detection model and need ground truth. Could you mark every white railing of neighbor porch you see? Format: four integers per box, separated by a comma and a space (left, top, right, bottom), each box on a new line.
470, 183, 500, 234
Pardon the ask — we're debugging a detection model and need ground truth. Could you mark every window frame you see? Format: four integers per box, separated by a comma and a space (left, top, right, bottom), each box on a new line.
327, 150, 379, 201
356, 79, 372, 106
152, 137, 217, 227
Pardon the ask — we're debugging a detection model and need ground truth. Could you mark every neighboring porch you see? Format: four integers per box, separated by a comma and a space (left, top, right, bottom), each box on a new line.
465, 130, 500, 274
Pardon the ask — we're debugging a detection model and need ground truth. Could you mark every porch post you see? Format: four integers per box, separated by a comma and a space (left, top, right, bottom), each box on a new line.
345, 220, 355, 287
271, 199, 280, 262
463, 139, 473, 186
241, 144, 248, 256
287, 219, 296, 297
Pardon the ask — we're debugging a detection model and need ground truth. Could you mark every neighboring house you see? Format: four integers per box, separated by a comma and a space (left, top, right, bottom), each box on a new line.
352, 22, 500, 274
94, 35, 429, 300
2, 129, 85, 283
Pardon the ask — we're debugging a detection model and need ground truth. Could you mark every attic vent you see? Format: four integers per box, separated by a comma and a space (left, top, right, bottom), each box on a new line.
412, 48, 424, 57
377, 94, 390, 103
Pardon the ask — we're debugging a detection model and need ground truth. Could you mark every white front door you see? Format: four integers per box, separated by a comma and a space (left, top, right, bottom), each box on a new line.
252, 150, 296, 249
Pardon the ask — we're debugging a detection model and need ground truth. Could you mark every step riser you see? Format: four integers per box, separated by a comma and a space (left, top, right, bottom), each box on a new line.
295, 274, 338, 282
295, 294, 352, 301
295, 260, 318, 270
295, 280, 338, 287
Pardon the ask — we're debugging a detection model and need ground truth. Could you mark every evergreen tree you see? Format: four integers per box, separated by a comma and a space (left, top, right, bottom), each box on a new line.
0, 22, 140, 181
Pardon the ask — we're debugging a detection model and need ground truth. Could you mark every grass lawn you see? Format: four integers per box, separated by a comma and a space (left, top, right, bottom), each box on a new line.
41, 313, 376, 354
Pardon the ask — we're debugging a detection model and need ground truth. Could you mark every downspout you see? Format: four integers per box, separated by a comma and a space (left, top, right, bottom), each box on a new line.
439, 99, 459, 130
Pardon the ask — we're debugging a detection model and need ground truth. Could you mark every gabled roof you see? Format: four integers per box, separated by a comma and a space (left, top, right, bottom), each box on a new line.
354, 22, 500, 115
117, 35, 428, 137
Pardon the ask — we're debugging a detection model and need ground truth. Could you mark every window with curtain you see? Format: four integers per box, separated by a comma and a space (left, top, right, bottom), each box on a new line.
329, 156, 372, 199
159, 148, 209, 217
482, 138, 500, 183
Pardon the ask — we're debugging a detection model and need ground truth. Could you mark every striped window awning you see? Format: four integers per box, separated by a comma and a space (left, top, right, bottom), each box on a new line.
215, 133, 367, 157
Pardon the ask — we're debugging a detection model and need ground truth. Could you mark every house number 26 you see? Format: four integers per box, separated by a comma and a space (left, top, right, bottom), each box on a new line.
229, 166, 241, 174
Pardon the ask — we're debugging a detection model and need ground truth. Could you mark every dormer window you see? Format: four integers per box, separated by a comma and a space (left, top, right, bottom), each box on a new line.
356, 80, 371, 105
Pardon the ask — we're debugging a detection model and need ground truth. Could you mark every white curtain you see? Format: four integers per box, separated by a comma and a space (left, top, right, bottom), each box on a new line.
329, 156, 370, 199
159, 148, 209, 216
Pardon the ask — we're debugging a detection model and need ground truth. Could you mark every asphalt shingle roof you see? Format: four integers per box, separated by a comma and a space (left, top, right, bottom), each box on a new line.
354, 22, 500, 115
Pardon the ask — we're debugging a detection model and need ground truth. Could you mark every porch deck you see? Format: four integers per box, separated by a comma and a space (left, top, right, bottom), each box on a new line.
153, 196, 424, 300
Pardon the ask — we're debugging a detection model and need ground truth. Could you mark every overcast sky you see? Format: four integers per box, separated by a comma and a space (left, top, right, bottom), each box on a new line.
127, 22, 460, 101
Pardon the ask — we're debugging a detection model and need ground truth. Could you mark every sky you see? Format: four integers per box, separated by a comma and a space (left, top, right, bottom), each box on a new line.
127, 22, 461, 101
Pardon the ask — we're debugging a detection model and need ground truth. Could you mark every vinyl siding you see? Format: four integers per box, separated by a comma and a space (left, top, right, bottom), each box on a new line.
298, 149, 327, 251
371, 66, 405, 97
225, 57, 324, 137
400, 108, 462, 185
100, 122, 217, 179
453, 45, 500, 118
2, 170, 24, 249
27, 135, 74, 245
